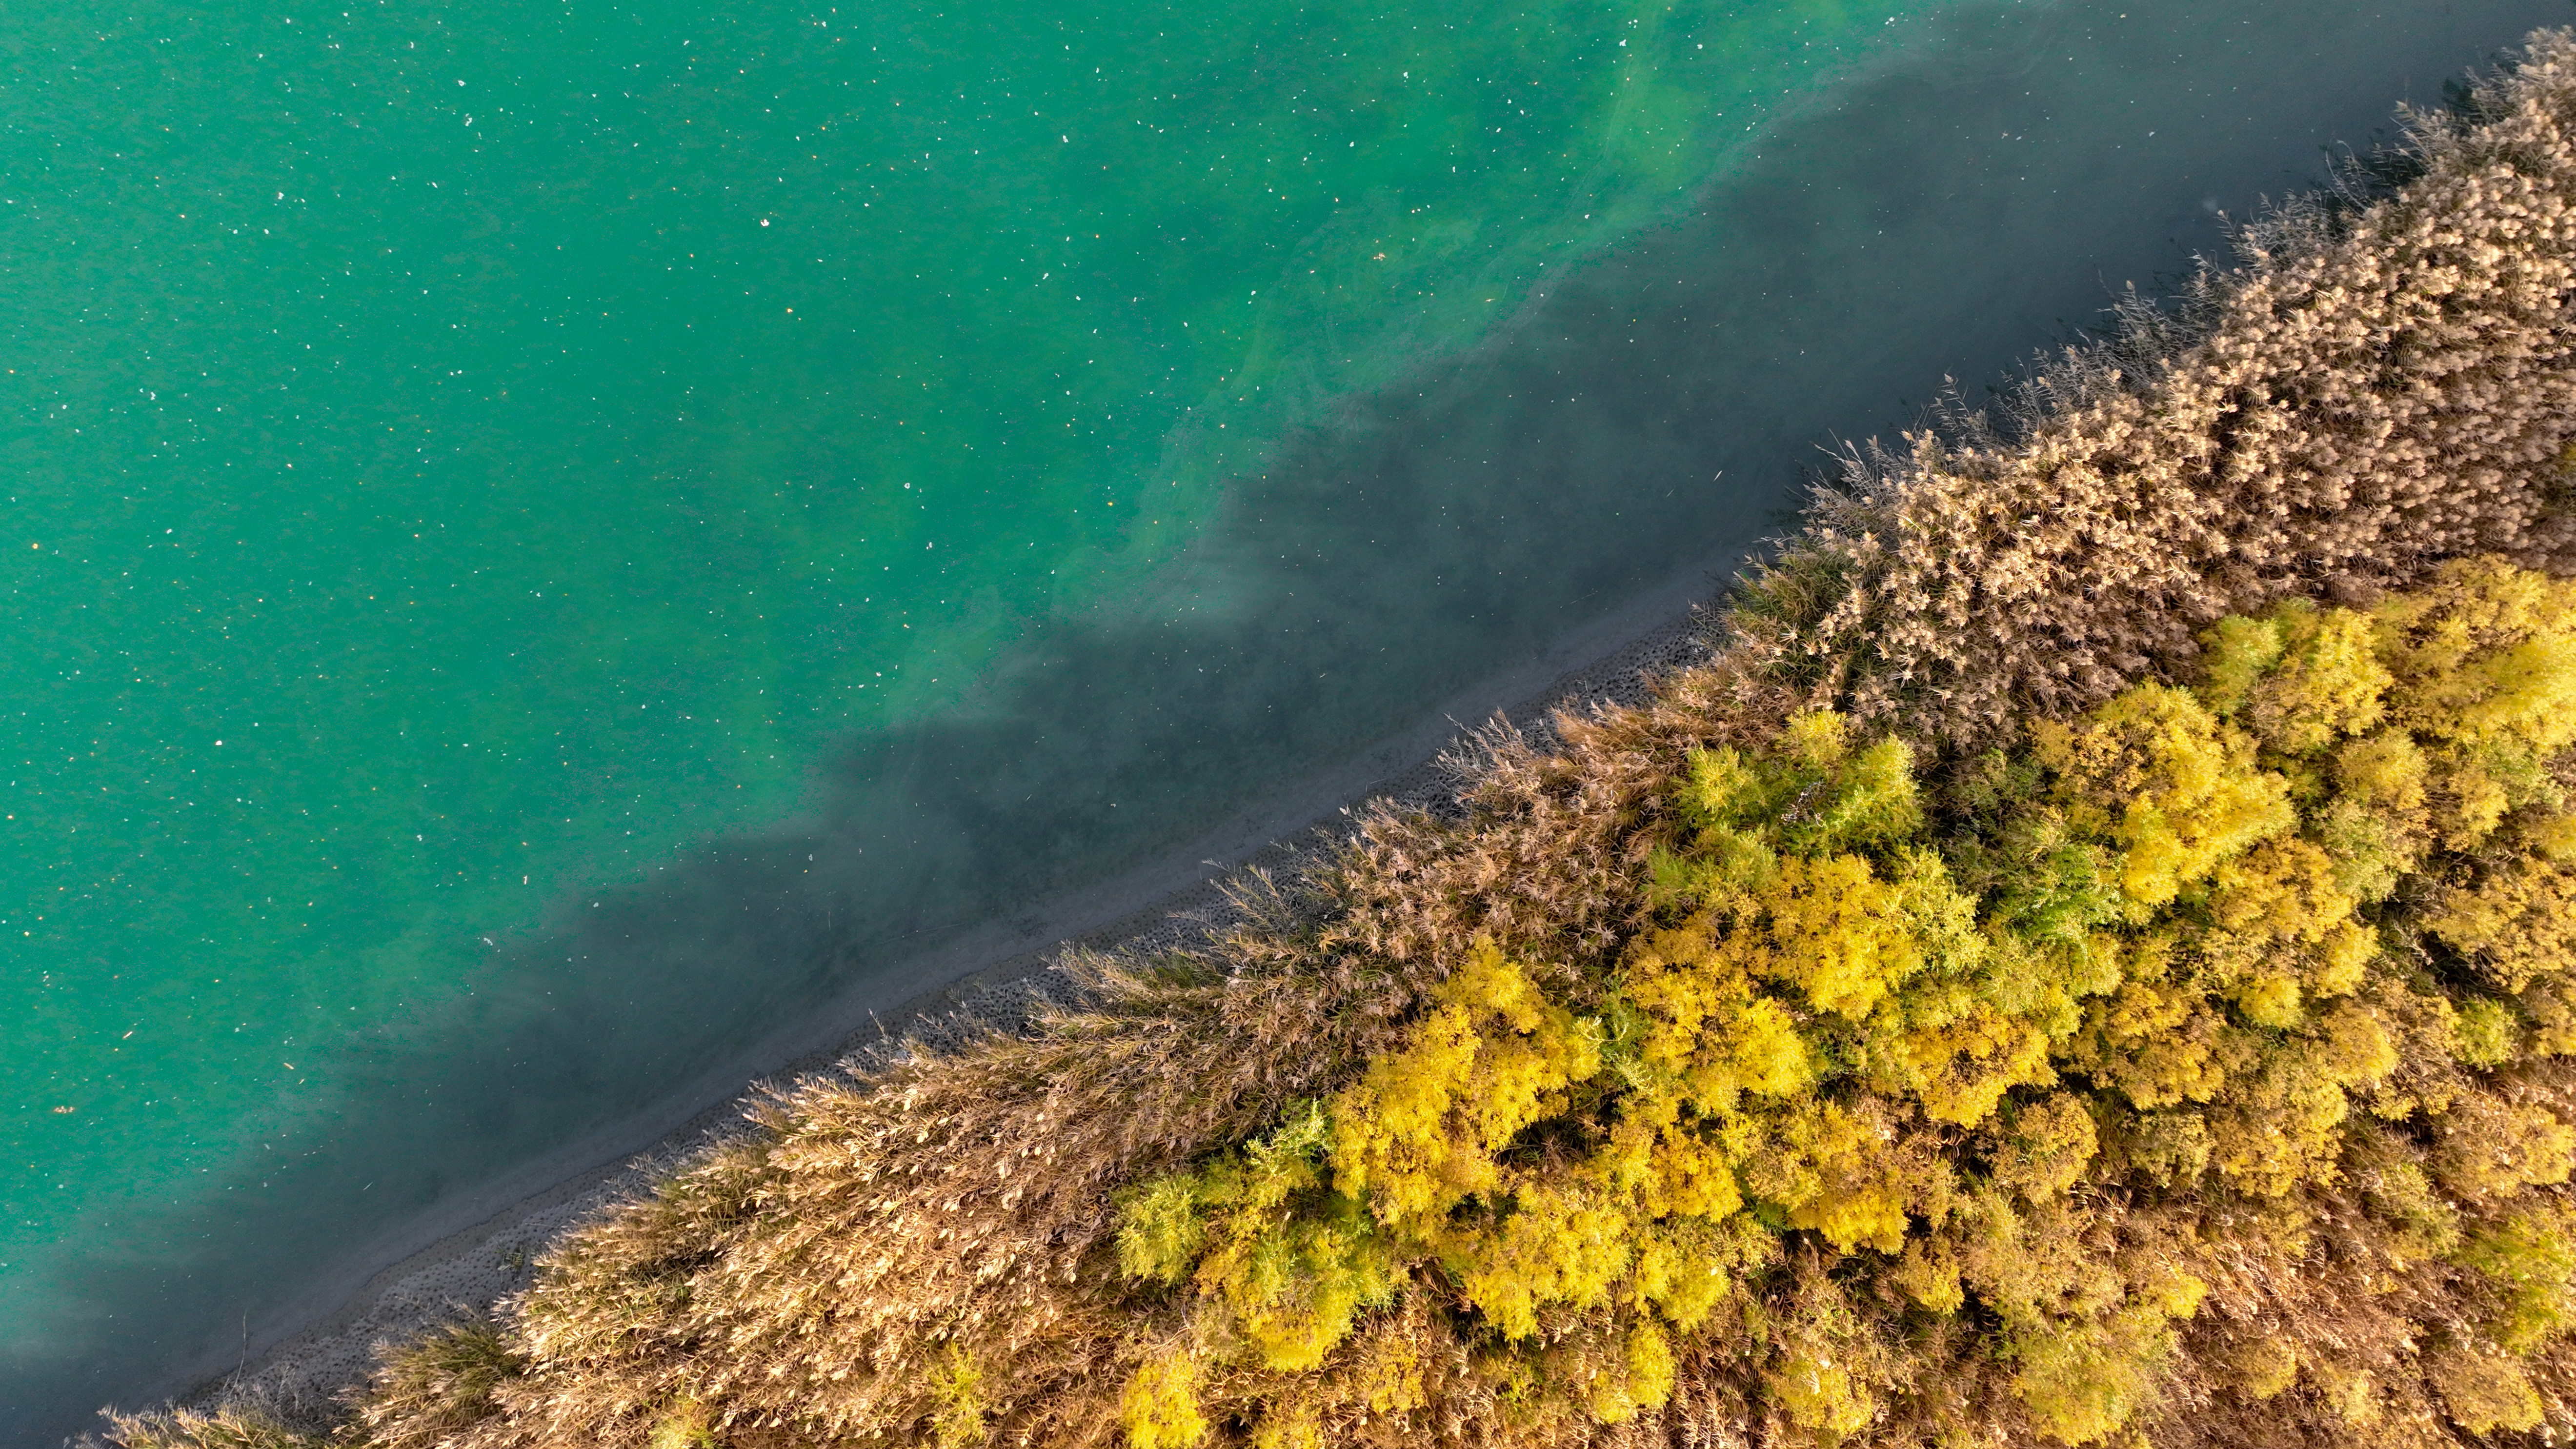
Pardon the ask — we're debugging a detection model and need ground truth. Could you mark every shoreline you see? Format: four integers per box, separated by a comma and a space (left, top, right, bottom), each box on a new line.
70, 10, 2576, 1441
181, 561, 1731, 1430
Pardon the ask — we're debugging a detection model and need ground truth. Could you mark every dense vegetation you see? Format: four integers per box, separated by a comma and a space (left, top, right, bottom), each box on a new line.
1102, 559, 2576, 1447
106, 28, 2576, 1449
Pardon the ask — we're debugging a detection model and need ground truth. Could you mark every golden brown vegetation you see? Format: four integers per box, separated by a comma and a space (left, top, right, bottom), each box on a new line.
1105, 559, 2576, 1447
1733, 30, 2576, 745
94, 1407, 317, 1449
108, 28, 2576, 1449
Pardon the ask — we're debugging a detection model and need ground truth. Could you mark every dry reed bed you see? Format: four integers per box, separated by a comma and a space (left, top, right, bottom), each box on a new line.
1735, 30, 2576, 743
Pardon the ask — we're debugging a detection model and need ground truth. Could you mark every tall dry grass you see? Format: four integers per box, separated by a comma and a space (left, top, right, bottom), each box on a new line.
1733, 32, 2576, 744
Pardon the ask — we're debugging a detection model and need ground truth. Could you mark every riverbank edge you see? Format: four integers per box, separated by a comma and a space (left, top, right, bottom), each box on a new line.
167, 563, 1734, 1434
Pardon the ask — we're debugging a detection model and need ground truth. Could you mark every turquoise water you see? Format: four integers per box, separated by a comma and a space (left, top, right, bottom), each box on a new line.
4, 0, 2570, 1438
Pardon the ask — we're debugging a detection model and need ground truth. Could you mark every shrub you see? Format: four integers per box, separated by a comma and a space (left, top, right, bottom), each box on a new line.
352, 1320, 523, 1449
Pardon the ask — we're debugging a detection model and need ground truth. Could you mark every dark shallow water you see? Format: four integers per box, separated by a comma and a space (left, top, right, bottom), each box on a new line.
8, 0, 2573, 1439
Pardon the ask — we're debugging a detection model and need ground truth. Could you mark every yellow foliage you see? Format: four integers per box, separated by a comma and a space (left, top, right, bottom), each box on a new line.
1576, 1320, 1680, 1425
2435, 1092, 2576, 1200
2358, 1147, 2462, 1265
1247, 1404, 1321, 1449
1449, 1179, 1631, 1340
1621, 918, 1813, 1114
1217, 1214, 1398, 1372
2375, 557, 2576, 849
1740, 1101, 1911, 1255
1993, 1094, 2098, 1202
2319, 729, 2433, 901
2375, 558, 2576, 756
1755, 854, 1925, 1021
1767, 1354, 1875, 1441
1889, 1239, 1965, 1313
1350, 1321, 1428, 1416
2427, 850, 2576, 993
2035, 684, 2295, 910
1676, 712, 1924, 868
927, 1343, 987, 1449
1121, 1348, 1208, 1449
2314, 920, 2376, 998
2311, 999, 2401, 1089
2202, 599, 2394, 759
2309, 1361, 2382, 1429
2252, 600, 2394, 755
2457, 1201, 2576, 1353
2425, 1345, 2545, 1436
1117, 1172, 1209, 1286
1765, 1302, 1880, 1441
2194, 612, 2288, 721
2453, 997, 2519, 1069
1116, 1105, 1401, 1372
1329, 937, 1600, 1229
2208, 837, 2355, 949
2222, 1334, 2300, 1400
1629, 1216, 1764, 1330
2071, 976, 2230, 1111
2010, 1306, 2176, 1446
1876, 987, 2054, 1127
1213, 1117, 1401, 1370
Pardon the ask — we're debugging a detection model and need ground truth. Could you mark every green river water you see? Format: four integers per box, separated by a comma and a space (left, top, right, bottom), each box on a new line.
5, 0, 2570, 1437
